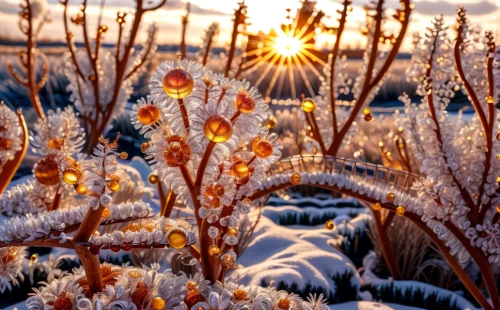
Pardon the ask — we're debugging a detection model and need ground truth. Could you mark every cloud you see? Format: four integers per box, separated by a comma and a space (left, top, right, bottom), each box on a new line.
413, 0, 498, 16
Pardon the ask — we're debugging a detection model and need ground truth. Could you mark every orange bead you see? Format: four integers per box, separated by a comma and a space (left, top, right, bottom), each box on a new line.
373, 202, 381, 211
162, 68, 194, 99
0, 137, 11, 150
228, 227, 238, 236
102, 207, 111, 218
141, 142, 150, 152
208, 245, 220, 256
48, 138, 64, 150
63, 168, 81, 185
149, 174, 159, 184
76, 184, 87, 194
325, 220, 334, 230
364, 114, 373, 122
231, 162, 249, 178
234, 92, 256, 114
167, 229, 187, 248
204, 115, 233, 143
290, 173, 301, 185
107, 180, 120, 192
35, 155, 60, 186
137, 105, 160, 125
252, 138, 273, 158
386, 192, 396, 202
151, 297, 166, 310
264, 115, 277, 130
396, 206, 405, 216
119, 152, 128, 159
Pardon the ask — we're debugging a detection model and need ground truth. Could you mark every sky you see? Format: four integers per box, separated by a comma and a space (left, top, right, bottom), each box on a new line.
0, 0, 499, 52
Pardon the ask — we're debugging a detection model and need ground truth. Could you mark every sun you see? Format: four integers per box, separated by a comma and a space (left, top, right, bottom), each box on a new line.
274, 33, 303, 57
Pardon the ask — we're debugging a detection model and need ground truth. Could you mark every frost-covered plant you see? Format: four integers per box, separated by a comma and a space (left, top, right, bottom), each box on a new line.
196, 23, 220, 66
132, 55, 282, 283
0, 103, 28, 194
300, 0, 412, 156
7, 0, 50, 119
61, 0, 163, 152
394, 9, 500, 309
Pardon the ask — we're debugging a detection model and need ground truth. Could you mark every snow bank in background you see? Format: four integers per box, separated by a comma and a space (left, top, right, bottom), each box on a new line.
228, 210, 361, 299
328, 301, 423, 310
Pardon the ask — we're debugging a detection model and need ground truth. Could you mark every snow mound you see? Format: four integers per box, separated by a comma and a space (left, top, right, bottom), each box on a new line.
328, 301, 423, 310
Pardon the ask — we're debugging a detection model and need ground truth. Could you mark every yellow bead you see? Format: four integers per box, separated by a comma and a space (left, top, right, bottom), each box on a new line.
497, 206, 500, 213
167, 229, 187, 248
119, 152, 128, 159
149, 174, 159, 184
76, 184, 87, 194
301, 98, 315, 113
396, 206, 405, 216
373, 202, 381, 211
102, 208, 111, 218
30, 253, 38, 265
497, 177, 500, 183
129, 271, 142, 279
204, 115, 233, 143
252, 137, 273, 158
137, 105, 160, 125
228, 227, 238, 236
162, 68, 194, 99
141, 142, 150, 153
474, 194, 479, 199
265, 115, 277, 130
63, 168, 81, 185
386, 192, 396, 202
107, 180, 120, 192
48, 138, 65, 150
208, 245, 220, 256
290, 173, 301, 185
486, 96, 494, 104
325, 220, 334, 230
234, 92, 256, 114
363, 108, 371, 115
231, 162, 249, 178
151, 296, 166, 310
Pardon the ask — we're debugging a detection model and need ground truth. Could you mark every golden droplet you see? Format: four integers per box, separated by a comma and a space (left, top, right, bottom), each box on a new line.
221, 252, 235, 267
386, 192, 396, 202
167, 229, 187, 248
466, 136, 472, 141
102, 207, 111, 218
325, 220, 334, 230
497, 177, 500, 183
373, 202, 381, 211
149, 174, 159, 184
497, 206, 500, 213
385, 151, 392, 157
398, 126, 404, 133
63, 168, 81, 185
231, 162, 249, 178
162, 68, 194, 99
119, 152, 128, 159
30, 253, 38, 266
265, 115, 277, 130
497, 133, 500, 140
137, 105, 160, 125
228, 227, 238, 236
76, 184, 88, 194
474, 194, 479, 199
208, 245, 220, 256
48, 138, 65, 150
252, 137, 273, 158
301, 98, 315, 113
234, 92, 256, 114
151, 296, 166, 310
107, 180, 120, 192
129, 271, 142, 279
396, 206, 405, 216
290, 173, 301, 185
497, 154, 500, 161
363, 108, 371, 115
141, 142, 150, 153
204, 115, 233, 143
93, 231, 100, 236
35, 155, 60, 186
486, 96, 494, 104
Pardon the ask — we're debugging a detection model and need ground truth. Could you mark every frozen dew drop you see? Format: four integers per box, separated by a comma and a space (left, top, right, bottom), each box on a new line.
204, 115, 233, 143
162, 68, 194, 99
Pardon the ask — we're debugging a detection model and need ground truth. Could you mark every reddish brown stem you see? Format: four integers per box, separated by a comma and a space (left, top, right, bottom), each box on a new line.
373, 208, 401, 280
